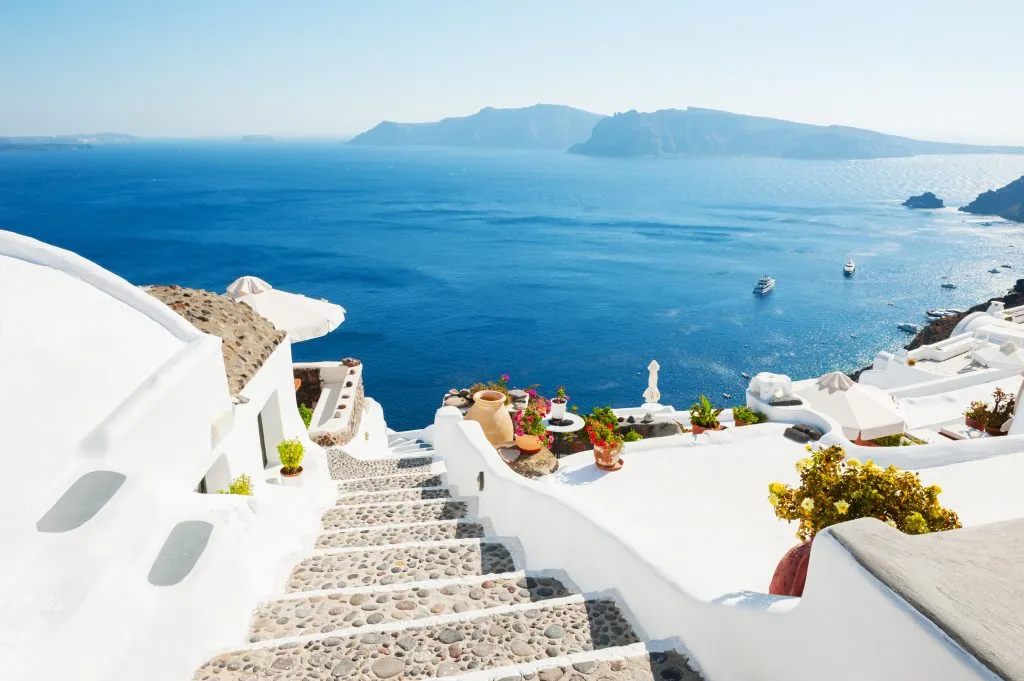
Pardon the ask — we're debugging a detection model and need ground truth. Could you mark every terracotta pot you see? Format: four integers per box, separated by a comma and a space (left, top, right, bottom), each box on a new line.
691, 423, 723, 435
550, 398, 567, 420
466, 390, 514, 446
769, 538, 813, 597
965, 417, 986, 431
515, 434, 542, 455
986, 423, 1007, 437
280, 466, 304, 487
734, 419, 749, 427
593, 442, 623, 469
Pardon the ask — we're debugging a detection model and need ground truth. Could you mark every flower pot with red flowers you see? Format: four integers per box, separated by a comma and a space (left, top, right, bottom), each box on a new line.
964, 401, 990, 431
689, 395, 724, 434
550, 386, 569, 421
278, 439, 305, 487
767, 444, 961, 597
585, 418, 624, 470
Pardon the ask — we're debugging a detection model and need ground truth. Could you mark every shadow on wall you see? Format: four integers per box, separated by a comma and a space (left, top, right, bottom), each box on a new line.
709, 589, 795, 612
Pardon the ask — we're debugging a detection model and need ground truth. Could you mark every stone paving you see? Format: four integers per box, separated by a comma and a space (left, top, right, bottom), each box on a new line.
249, 576, 572, 641
316, 521, 486, 550
497, 651, 702, 681
337, 488, 451, 506
286, 543, 516, 592
196, 599, 639, 681
322, 500, 470, 531
327, 449, 435, 481
338, 473, 444, 493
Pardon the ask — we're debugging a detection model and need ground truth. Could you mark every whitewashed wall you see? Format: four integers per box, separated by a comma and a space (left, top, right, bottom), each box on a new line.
433, 407, 994, 681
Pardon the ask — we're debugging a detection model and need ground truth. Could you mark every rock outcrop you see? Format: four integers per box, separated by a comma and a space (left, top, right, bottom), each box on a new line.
960, 175, 1024, 222
147, 285, 285, 394
902, 192, 944, 209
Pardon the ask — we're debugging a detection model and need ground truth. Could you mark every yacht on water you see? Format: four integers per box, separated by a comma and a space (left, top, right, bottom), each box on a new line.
843, 259, 856, 276
925, 308, 960, 319
941, 282, 958, 289
989, 267, 1002, 274
753, 275, 775, 295
898, 323, 922, 334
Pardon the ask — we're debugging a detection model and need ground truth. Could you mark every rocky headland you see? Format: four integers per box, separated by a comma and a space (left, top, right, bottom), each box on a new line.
568, 107, 1024, 159
960, 175, 1024, 222
903, 192, 944, 209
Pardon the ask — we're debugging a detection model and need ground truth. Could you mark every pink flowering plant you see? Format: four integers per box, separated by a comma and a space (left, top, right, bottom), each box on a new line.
513, 396, 553, 447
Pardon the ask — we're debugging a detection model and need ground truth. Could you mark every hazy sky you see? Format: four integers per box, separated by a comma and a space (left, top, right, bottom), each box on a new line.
5, 0, 1023, 143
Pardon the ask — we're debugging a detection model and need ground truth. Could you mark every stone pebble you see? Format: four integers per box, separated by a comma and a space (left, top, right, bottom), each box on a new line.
338, 474, 445, 494
327, 450, 434, 482
286, 543, 516, 592
249, 576, 569, 641
195, 600, 650, 681
337, 488, 451, 506
321, 500, 469, 532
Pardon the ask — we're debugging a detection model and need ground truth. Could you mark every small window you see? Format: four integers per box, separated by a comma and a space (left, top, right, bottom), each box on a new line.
147, 520, 214, 587
36, 470, 127, 533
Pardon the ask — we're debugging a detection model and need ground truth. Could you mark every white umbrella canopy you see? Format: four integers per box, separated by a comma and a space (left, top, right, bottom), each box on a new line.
225, 276, 345, 342
796, 371, 906, 441
971, 341, 1024, 370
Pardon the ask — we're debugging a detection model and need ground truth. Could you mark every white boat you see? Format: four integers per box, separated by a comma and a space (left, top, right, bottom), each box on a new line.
741, 372, 751, 379
753, 275, 775, 295
941, 282, 957, 289
925, 308, 957, 319
898, 323, 922, 334
843, 259, 856, 276
989, 267, 1001, 274
1002, 264, 1013, 268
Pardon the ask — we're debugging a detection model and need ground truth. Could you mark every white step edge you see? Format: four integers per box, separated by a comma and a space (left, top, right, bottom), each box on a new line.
328, 496, 466, 511
335, 485, 449, 500
420, 641, 670, 681
307, 536, 485, 557
272, 570, 528, 602
244, 594, 586, 650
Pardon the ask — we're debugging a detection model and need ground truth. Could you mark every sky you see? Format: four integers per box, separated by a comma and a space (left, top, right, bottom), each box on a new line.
3, 0, 1023, 144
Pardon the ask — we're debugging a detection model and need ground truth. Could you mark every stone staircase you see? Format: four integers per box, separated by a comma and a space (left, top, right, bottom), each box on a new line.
193, 430, 701, 681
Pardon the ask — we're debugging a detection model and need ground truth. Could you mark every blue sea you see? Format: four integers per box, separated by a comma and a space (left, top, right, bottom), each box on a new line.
2, 142, 1023, 429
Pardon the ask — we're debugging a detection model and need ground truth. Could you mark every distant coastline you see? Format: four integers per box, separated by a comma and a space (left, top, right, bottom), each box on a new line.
0, 132, 136, 152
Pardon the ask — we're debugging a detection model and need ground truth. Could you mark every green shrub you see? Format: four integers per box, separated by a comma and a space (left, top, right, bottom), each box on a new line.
217, 474, 253, 496
871, 433, 911, 447
277, 439, 305, 473
298, 404, 313, 429
690, 395, 723, 429
622, 430, 643, 442
769, 444, 960, 541
732, 406, 766, 424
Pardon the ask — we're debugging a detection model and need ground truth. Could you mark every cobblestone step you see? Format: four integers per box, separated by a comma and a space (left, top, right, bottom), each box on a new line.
316, 521, 485, 550
249, 575, 573, 642
328, 450, 436, 481
337, 487, 451, 506
286, 541, 516, 592
338, 473, 445, 494
195, 599, 642, 681
322, 499, 470, 532
493, 650, 701, 681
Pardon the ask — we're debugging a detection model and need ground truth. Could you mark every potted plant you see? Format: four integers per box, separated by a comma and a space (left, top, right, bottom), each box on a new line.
767, 444, 961, 597
513, 399, 551, 455
986, 388, 1016, 436
906, 357, 918, 366
550, 386, 569, 420
585, 418, 625, 470
217, 474, 253, 496
278, 439, 305, 485
732, 406, 766, 427
964, 401, 990, 431
689, 395, 724, 434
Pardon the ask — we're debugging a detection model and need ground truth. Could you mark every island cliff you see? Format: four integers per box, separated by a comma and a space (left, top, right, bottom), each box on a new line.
349, 104, 603, 150
960, 176, 1024, 222
569, 108, 1024, 160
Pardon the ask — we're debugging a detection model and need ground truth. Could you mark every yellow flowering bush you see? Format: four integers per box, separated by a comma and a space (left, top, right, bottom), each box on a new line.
768, 444, 961, 541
